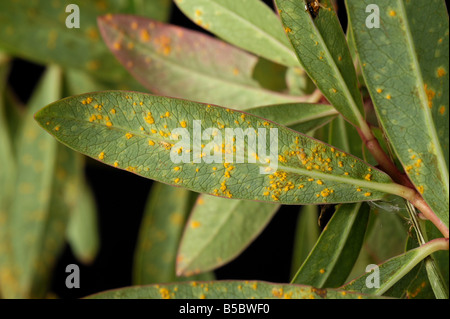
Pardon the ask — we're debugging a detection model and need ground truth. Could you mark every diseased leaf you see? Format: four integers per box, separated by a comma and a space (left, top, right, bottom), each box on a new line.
247, 103, 338, 134
87, 280, 385, 299
8, 65, 81, 298
285, 66, 316, 96
251, 57, 288, 92
0, 1, 148, 88
176, 195, 279, 276
275, 0, 367, 128
98, 15, 306, 109
291, 203, 370, 287
133, 182, 213, 284
35, 91, 404, 205
174, 0, 299, 67
67, 177, 99, 265
290, 205, 320, 278
342, 238, 449, 296
346, 0, 449, 228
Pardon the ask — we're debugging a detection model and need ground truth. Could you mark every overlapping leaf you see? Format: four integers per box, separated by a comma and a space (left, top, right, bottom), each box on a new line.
133, 182, 213, 284
35, 91, 403, 205
0, 1, 161, 87
275, 0, 366, 128
176, 195, 279, 276
174, 0, 299, 67
291, 203, 370, 287
87, 280, 384, 299
346, 0, 449, 228
290, 205, 320, 277
7, 65, 81, 298
98, 15, 305, 109
342, 238, 449, 295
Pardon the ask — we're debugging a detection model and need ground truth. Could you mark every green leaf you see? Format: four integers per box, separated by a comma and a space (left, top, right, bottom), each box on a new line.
291, 202, 370, 287
342, 238, 449, 296
8, 65, 81, 298
346, 0, 449, 228
176, 195, 279, 276
0, 52, 17, 298
176, 102, 338, 276
122, 0, 172, 22
98, 15, 305, 109
86, 280, 384, 299
285, 66, 316, 96
247, 103, 338, 133
174, 0, 299, 67
133, 182, 213, 284
251, 57, 288, 92
35, 91, 405, 205
67, 177, 99, 265
0, 1, 143, 87
290, 205, 320, 278
275, 0, 366, 128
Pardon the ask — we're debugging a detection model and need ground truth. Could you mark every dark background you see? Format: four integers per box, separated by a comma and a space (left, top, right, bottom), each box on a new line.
6, 0, 347, 298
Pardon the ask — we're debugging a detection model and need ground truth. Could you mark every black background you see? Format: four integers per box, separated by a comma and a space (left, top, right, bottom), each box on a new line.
6, 0, 347, 299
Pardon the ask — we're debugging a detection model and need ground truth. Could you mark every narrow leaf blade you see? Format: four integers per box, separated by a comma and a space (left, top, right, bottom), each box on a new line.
276, 0, 366, 127
174, 0, 299, 67
291, 203, 370, 287
177, 195, 279, 276
346, 0, 449, 227
35, 91, 399, 205
98, 15, 304, 109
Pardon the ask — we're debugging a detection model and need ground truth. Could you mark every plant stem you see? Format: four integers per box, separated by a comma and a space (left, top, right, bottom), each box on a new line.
356, 125, 449, 238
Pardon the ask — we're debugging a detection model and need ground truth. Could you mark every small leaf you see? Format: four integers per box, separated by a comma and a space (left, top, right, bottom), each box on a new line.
98, 15, 305, 109
275, 0, 366, 128
290, 205, 320, 278
133, 182, 213, 284
176, 195, 279, 276
67, 177, 99, 265
174, 0, 299, 67
342, 238, 449, 295
346, 0, 449, 228
35, 91, 402, 205
86, 280, 384, 299
291, 203, 370, 287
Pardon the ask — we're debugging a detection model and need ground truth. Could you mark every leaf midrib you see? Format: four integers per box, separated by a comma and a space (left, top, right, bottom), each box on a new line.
41, 114, 401, 198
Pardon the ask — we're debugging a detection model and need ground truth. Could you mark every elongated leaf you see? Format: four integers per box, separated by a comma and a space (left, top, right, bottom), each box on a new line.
176, 102, 338, 276
0, 1, 141, 88
290, 205, 320, 277
8, 65, 81, 298
177, 195, 279, 276
275, 0, 366, 128
342, 238, 449, 295
98, 15, 305, 109
87, 280, 383, 299
252, 57, 288, 92
174, 0, 299, 67
291, 203, 370, 287
346, 0, 449, 228
35, 91, 404, 205
0, 52, 17, 298
286, 66, 316, 96
134, 182, 213, 284
247, 103, 338, 133
67, 178, 99, 265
